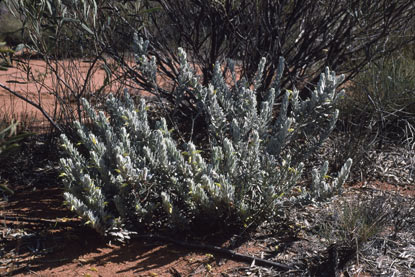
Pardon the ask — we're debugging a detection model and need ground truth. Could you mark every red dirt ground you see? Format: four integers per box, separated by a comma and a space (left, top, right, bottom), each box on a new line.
1, 185, 254, 276
0, 56, 159, 132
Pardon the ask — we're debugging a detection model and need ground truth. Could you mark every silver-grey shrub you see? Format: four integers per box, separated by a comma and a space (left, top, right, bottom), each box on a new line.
59, 38, 352, 239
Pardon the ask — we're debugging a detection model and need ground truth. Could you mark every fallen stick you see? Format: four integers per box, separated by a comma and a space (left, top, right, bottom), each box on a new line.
133, 233, 295, 271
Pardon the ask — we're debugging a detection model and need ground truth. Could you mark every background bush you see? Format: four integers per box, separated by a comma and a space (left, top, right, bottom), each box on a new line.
340, 50, 415, 149
131, 0, 415, 115
3, 0, 415, 138
2, 0, 149, 133
0, 120, 30, 197
6, 0, 145, 58
0, 119, 29, 156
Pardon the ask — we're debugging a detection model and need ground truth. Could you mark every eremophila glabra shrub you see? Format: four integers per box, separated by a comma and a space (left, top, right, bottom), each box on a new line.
59, 37, 352, 240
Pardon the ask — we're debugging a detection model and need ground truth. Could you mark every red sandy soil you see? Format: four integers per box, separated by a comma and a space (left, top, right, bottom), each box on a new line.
1, 185, 253, 276
0, 56, 157, 131
0, 59, 103, 124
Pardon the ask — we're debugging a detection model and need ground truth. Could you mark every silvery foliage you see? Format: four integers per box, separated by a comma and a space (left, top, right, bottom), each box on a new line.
59, 36, 352, 238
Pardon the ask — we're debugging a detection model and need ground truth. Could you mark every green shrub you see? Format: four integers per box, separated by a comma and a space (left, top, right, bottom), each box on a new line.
0, 120, 30, 197
0, 120, 22, 156
59, 41, 352, 240
340, 52, 415, 148
319, 197, 389, 249
5, 0, 144, 58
